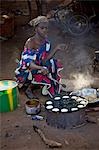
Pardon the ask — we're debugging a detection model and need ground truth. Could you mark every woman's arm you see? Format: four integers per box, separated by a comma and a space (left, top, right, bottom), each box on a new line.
46, 47, 57, 61
30, 61, 43, 70
24, 38, 49, 75
24, 38, 42, 70
44, 43, 66, 62
30, 62, 48, 75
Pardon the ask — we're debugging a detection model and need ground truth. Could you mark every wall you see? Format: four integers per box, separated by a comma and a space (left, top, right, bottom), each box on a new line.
0, 0, 38, 26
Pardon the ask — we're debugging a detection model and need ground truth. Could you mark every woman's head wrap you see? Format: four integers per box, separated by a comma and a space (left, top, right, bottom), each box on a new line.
29, 16, 49, 28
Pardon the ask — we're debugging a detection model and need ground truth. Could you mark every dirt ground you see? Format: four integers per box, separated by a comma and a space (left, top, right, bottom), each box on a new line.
0, 19, 99, 150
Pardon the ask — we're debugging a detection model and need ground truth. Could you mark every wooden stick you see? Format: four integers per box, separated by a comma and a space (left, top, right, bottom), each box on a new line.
33, 125, 62, 148
86, 107, 99, 112
86, 116, 97, 124
72, 123, 86, 129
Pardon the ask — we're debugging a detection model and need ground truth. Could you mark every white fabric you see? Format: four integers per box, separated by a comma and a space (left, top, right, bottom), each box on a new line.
46, 43, 50, 51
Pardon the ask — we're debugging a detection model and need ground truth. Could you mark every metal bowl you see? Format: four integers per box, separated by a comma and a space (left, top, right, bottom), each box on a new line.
25, 99, 41, 115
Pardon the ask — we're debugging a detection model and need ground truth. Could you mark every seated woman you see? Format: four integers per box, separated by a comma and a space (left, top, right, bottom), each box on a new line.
15, 16, 66, 98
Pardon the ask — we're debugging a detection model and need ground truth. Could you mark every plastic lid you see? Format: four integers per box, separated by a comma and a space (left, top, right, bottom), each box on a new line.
0, 80, 18, 91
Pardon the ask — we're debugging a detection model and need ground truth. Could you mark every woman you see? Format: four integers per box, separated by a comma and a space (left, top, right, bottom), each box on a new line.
15, 16, 66, 98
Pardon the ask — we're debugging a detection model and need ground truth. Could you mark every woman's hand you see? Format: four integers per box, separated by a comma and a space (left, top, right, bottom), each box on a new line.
40, 67, 49, 75
43, 43, 70, 61
30, 62, 48, 75
54, 43, 69, 52
55, 44, 66, 51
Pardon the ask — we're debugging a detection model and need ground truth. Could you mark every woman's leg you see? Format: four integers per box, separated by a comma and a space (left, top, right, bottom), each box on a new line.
44, 59, 62, 93
25, 84, 34, 99
15, 71, 35, 99
34, 74, 56, 96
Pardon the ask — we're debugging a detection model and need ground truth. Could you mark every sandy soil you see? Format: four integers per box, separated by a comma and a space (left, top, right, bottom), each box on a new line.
0, 19, 99, 150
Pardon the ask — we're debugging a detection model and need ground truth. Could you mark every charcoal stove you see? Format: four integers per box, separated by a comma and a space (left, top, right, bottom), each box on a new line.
45, 93, 88, 129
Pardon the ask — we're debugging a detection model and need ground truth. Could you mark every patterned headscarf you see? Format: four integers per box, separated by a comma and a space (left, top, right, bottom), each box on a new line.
29, 16, 49, 28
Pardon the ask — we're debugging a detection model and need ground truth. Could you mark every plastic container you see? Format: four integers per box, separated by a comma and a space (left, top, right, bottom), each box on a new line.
0, 80, 19, 112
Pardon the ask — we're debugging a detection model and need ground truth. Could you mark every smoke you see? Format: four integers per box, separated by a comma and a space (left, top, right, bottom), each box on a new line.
71, 72, 94, 90
61, 72, 94, 91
